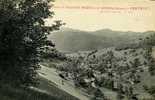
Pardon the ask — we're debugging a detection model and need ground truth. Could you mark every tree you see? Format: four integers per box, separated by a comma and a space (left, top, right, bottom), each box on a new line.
144, 85, 155, 99
141, 32, 155, 76
133, 58, 141, 68
0, 0, 63, 86
92, 88, 106, 100
148, 58, 155, 76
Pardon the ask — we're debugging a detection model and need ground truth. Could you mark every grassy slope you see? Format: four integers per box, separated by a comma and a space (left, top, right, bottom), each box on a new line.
0, 84, 60, 100
0, 77, 79, 100
37, 77, 79, 100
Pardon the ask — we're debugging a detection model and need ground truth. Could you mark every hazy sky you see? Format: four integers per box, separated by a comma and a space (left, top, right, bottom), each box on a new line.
46, 0, 155, 32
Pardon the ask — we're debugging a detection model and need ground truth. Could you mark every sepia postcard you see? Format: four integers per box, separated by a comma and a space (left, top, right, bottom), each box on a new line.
0, 0, 155, 100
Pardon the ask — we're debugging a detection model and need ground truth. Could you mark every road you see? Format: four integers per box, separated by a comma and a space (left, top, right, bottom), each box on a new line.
38, 65, 90, 100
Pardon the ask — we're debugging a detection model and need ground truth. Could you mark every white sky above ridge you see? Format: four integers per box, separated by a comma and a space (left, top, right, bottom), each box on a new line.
46, 0, 155, 32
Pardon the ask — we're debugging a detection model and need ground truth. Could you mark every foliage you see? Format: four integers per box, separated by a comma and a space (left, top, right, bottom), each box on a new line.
91, 88, 106, 100
0, 0, 63, 86
143, 45, 155, 76
56, 48, 151, 99
144, 33, 155, 47
144, 85, 155, 98
141, 32, 155, 75
42, 48, 67, 61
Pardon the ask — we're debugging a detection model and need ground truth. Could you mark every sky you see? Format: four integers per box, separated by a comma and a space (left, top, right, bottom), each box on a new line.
46, 0, 155, 32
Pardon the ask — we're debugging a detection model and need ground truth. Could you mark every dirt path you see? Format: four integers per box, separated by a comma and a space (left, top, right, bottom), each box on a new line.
38, 65, 90, 100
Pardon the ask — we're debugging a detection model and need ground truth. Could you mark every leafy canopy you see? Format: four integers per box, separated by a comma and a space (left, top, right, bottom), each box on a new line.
0, 0, 63, 86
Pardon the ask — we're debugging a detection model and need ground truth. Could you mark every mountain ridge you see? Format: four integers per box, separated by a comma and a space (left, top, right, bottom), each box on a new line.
48, 28, 154, 52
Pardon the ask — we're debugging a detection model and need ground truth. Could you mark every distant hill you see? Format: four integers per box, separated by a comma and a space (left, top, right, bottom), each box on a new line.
48, 28, 154, 52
